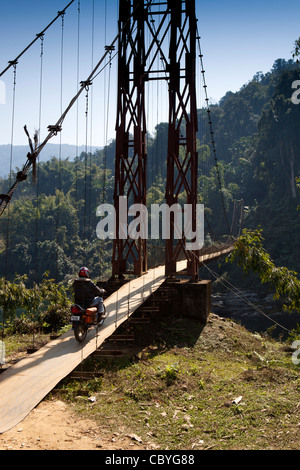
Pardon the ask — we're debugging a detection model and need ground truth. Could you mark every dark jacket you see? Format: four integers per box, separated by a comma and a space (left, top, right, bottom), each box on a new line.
73, 278, 104, 308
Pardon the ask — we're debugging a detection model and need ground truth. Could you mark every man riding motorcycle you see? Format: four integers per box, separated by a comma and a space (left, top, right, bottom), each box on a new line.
72, 267, 106, 322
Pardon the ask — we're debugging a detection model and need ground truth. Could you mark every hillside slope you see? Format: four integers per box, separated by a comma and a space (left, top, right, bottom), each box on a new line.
2, 311, 298, 450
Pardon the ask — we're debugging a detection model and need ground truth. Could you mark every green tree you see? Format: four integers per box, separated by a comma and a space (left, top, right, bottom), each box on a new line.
254, 70, 300, 200
228, 228, 300, 312
292, 38, 300, 63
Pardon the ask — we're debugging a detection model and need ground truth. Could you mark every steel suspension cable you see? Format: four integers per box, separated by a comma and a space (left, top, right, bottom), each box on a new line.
205, 262, 291, 335
4, 64, 17, 279
34, 34, 45, 283
88, 0, 96, 246
59, 12, 65, 192
2, 63, 17, 356
82, 1, 96, 266
103, 49, 113, 205
104, 0, 109, 276
99, 0, 110, 282
189, 249, 291, 335
0, 1, 146, 217
196, 28, 232, 239
55, 12, 65, 284
0, 30, 119, 217
89, 0, 95, 153
74, 0, 81, 240
0, 0, 75, 78
83, 83, 91, 262
38, 35, 44, 144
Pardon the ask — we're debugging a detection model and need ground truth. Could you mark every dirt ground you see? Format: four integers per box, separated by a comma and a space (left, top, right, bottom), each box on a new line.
0, 399, 147, 451
1, 310, 299, 451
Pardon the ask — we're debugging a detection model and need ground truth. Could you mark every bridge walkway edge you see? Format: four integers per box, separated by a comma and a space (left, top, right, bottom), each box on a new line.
0, 262, 187, 434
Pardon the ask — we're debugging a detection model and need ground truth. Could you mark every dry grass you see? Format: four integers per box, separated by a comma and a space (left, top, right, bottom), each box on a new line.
52, 312, 300, 450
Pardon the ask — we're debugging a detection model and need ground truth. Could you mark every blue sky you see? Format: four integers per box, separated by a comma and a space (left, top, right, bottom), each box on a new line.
198, 0, 300, 102
0, 0, 120, 149
0, 0, 299, 149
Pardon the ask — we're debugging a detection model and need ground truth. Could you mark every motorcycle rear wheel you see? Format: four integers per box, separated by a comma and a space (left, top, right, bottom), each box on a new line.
74, 324, 88, 343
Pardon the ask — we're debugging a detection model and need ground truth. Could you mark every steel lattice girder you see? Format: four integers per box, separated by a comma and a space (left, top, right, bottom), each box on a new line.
165, 0, 199, 279
112, 0, 199, 279
113, 0, 147, 277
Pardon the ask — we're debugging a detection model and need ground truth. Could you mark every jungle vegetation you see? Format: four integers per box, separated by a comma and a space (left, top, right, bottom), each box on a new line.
0, 58, 300, 323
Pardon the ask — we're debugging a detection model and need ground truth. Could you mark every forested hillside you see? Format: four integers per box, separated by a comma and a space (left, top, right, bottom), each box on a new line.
198, 59, 300, 271
0, 58, 299, 284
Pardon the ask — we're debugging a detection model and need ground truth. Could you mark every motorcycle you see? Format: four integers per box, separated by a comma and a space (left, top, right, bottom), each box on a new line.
70, 303, 107, 343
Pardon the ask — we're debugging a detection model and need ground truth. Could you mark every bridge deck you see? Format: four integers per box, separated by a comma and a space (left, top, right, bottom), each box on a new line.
0, 243, 234, 434
0, 261, 187, 434
198, 243, 234, 265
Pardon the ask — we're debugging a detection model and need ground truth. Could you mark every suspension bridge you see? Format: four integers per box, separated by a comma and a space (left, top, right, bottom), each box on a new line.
0, 0, 241, 434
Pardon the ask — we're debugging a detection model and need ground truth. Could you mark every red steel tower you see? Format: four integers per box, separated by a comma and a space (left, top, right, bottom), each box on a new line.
112, 0, 199, 279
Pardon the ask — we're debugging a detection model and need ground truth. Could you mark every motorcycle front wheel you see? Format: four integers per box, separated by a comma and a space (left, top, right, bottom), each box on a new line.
74, 324, 88, 343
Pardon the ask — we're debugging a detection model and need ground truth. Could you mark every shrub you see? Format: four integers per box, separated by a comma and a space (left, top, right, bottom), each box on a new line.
41, 306, 70, 333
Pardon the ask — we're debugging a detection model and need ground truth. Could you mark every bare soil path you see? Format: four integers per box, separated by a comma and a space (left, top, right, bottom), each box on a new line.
0, 399, 147, 450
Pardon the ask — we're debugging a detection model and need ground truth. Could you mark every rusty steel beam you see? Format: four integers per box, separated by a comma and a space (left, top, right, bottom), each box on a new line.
112, 0, 147, 278
112, 0, 199, 279
165, 0, 199, 279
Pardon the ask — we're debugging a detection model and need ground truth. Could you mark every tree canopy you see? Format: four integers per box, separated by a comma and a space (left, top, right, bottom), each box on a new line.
0, 57, 299, 287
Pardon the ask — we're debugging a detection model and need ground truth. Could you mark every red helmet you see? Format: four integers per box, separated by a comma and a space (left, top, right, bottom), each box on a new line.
78, 267, 90, 278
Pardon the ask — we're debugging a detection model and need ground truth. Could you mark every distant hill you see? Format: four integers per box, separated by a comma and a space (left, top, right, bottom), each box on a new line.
0, 144, 100, 177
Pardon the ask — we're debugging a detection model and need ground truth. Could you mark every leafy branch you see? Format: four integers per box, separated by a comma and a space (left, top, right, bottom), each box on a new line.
0, 273, 70, 326
292, 37, 300, 63
227, 228, 300, 312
